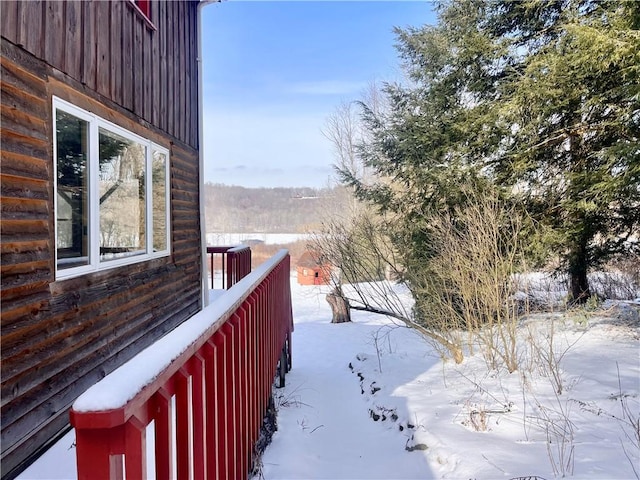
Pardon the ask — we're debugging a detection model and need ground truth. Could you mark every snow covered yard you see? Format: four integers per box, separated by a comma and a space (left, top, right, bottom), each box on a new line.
259, 280, 640, 480
17, 276, 639, 480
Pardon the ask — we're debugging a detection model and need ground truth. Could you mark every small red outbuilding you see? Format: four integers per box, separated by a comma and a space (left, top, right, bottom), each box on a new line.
296, 251, 331, 285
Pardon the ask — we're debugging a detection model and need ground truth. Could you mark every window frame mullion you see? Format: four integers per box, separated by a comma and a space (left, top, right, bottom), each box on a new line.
145, 143, 153, 256
89, 118, 100, 270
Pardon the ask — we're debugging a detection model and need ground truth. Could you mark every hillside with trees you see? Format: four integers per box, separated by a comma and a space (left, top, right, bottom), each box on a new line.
203, 183, 348, 234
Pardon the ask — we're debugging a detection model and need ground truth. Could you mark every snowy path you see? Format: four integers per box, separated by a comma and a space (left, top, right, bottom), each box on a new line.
260, 285, 434, 479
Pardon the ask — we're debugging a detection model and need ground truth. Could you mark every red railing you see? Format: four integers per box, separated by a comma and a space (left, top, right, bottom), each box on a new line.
207, 245, 252, 289
70, 250, 293, 480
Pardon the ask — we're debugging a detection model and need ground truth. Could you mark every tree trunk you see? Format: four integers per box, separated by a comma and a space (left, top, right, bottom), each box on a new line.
568, 237, 591, 304
326, 288, 351, 323
569, 267, 591, 304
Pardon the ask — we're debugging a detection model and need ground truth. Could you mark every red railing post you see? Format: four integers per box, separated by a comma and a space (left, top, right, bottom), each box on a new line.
154, 388, 173, 480
125, 418, 147, 480
207, 247, 217, 289
202, 341, 218, 479
213, 331, 229, 480
175, 369, 191, 480
189, 354, 206, 480
222, 322, 237, 480
73, 428, 117, 480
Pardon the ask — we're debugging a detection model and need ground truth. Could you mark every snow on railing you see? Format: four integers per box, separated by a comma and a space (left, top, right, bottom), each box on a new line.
70, 250, 293, 480
207, 245, 252, 289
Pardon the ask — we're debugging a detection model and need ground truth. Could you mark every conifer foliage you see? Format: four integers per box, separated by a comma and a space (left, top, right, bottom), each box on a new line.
339, 0, 639, 303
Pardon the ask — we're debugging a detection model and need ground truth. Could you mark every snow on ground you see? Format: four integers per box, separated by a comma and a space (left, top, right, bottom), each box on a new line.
261, 280, 640, 480
206, 232, 309, 246
18, 276, 640, 480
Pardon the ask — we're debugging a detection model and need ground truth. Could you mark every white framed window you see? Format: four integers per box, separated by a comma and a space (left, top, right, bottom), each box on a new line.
54, 97, 170, 279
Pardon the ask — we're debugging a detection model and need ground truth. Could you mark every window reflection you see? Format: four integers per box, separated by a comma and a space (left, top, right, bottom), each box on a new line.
56, 111, 89, 269
98, 128, 147, 261
152, 149, 167, 252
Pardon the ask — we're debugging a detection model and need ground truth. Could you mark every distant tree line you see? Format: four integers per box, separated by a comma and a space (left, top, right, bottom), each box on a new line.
203, 183, 343, 234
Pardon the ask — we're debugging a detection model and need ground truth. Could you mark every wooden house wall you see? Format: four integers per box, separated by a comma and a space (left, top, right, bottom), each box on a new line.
0, 1, 202, 476
0, 0, 199, 148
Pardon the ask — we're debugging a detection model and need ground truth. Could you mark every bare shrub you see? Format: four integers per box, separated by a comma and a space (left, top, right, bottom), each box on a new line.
467, 404, 489, 432
589, 259, 640, 300
534, 395, 576, 478
454, 369, 514, 433
412, 191, 531, 372
522, 319, 584, 395
309, 211, 465, 363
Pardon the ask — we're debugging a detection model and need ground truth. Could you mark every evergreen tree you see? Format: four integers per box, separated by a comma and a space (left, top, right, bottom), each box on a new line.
341, 0, 639, 303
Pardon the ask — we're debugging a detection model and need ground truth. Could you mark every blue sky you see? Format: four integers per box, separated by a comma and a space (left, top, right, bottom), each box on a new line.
201, 1, 437, 188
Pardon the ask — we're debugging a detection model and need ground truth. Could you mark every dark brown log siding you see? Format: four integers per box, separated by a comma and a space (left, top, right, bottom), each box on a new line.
1, 0, 202, 476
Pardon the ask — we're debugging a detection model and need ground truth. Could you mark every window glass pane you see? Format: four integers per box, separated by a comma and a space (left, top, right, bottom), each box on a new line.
98, 128, 146, 261
56, 110, 89, 270
152, 149, 168, 252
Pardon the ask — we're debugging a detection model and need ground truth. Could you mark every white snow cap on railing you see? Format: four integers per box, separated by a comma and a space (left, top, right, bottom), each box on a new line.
73, 250, 289, 412
228, 244, 250, 252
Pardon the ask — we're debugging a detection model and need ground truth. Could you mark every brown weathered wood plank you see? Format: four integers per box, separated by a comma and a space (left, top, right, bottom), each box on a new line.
133, 17, 143, 114
0, 237, 49, 256
64, 1, 83, 81
189, 2, 198, 147
81, 0, 96, 88
1, 35, 48, 80
110, 0, 123, 105
1, 259, 49, 277
19, 1, 44, 58
0, 151, 49, 183
158, 0, 167, 132
167, 0, 175, 136
151, 3, 160, 127
1, 1, 20, 44
0, 56, 47, 99
1, 307, 50, 341
1, 79, 48, 122
43, 1, 65, 69
172, 245, 200, 264
0, 285, 49, 312
121, 4, 133, 109
0, 263, 50, 294
142, 28, 151, 121
0, 413, 69, 477
1, 248, 51, 268
2, 270, 191, 400
0, 196, 49, 221
0, 105, 47, 143
95, 1, 111, 97
1, 131, 49, 164
178, 0, 186, 143
0, 219, 49, 237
